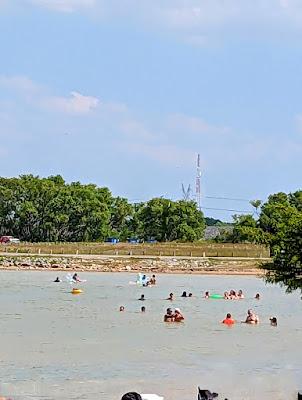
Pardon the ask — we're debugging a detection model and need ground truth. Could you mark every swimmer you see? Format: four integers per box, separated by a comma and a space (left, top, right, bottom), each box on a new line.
149, 274, 156, 285
270, 317, 277, 326
141, 306, 146, 313
54, 277, 61, 282
237, 290, 244, 299
255, 293, 260, 300
204, 291, 210, 299
119, 306, 125, 312
222, 313, 235, 325
224, 291, 230, 300
164, 308, 174, 322
188, 293, 193, 297
139, 294, 145, 301
167, 292, 174, 301
72, 273, 80, 282
121, 393, 142, 400
229, 290, 238, 300
173, 308, 184, 322
243, 309, 259, 324
181, 291, 187, 297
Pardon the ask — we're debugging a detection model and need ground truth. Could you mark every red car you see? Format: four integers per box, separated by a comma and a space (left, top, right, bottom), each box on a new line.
0, 236, 20, 244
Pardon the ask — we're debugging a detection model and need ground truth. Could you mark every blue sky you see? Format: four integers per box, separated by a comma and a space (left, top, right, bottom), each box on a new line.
0, 0, 302, 221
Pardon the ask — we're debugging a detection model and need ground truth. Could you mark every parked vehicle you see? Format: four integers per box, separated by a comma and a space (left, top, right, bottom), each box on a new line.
105, 237, 119, 244
0, 236, 20, 244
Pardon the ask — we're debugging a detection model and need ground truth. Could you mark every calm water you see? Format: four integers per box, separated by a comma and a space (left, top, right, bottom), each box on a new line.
0, 271, 301, 400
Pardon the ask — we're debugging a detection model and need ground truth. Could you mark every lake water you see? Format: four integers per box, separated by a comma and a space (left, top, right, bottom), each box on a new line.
0, 271, 301, 400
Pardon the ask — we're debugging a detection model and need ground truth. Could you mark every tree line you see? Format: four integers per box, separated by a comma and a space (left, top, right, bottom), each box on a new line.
0, 175, 205, 243
221, 191, 302, 292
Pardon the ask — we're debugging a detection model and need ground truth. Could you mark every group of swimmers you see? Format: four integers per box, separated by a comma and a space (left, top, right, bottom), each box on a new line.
163, 307, 184, 322
54, 273, 81, 283
222, 310, 277, 326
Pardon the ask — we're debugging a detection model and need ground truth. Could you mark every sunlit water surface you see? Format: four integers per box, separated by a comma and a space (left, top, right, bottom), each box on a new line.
0, 271, 301, 400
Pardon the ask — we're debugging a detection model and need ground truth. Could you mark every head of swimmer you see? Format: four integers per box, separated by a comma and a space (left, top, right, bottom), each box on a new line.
119, 306, 125, 312
121, 393, 142, 400
270, 317, 277, 326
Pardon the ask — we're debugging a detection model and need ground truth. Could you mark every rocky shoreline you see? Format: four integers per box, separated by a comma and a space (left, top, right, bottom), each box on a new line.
0, 255, 268, 275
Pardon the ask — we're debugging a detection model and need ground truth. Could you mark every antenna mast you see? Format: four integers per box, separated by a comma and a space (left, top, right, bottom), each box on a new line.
182, 184, 192, 201
196, 154, 201, 210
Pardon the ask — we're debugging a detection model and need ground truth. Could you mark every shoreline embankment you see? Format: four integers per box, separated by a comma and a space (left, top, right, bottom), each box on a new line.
0, 253, 270, 275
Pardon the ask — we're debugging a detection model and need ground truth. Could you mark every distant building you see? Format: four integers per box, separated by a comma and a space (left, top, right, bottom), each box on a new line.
204, 225, 233, 240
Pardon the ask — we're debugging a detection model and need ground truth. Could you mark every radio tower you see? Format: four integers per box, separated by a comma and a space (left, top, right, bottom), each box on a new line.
196, 154, 201, 210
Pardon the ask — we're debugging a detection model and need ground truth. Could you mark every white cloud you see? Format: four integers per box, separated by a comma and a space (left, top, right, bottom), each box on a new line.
43, 91, 99, 114
29, 0, 95, 13
119, 119, 154, 140
0, 75, 99, 115
166, 113, 229, 135
124, 142, 195, 167
0, 75, 41, 93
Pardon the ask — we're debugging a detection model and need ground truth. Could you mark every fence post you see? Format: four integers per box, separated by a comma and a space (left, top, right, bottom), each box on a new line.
38, 248, 41, 254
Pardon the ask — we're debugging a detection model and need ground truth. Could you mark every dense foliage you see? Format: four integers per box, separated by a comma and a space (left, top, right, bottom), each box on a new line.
225, 191, 302, 292
0, 175, 205, 243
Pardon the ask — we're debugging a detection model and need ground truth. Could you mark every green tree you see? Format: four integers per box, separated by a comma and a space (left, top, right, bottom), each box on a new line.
266, 209, 302, 293
137, 198, 205, 242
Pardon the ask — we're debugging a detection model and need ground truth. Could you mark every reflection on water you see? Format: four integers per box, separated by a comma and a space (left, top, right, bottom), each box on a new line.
0, 271, 301, 400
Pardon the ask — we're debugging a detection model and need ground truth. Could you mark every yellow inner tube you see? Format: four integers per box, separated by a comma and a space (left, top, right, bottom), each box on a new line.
71, 288, 83, 294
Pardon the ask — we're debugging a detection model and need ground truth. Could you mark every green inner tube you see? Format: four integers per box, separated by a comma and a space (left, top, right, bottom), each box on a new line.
209, 294, 224, 299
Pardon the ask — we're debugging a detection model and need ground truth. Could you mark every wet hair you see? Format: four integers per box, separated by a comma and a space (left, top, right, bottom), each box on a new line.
181, 291, 187, 297
121, 393, 142, 400
189, 293, 193, 297
255, 293, 260, 299
119, 306, 125, 312
270, 317, 277, 324
166, 308, 172, 314
226, 313, 231, 318
141, 306, 146, 312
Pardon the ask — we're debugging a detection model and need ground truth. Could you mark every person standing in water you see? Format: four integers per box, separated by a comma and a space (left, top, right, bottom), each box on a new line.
149, 275, 156, 285
72, 273, 80, 282
167, 293, 174, 301
243, 309, 259, 324
164, 308, 174, 322
54, 277, 61, 282
222, 313, 235, 325
173, 308, 184, 322
270, 317, 277, 326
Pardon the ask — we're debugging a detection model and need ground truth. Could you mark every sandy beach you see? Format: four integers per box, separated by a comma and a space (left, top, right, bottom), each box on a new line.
0, 253, 269, 275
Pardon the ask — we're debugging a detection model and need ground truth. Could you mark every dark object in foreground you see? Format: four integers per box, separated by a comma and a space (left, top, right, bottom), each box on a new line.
298, 392, 302, 400
121, 393, 142, 400
198, 388, 219, 400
